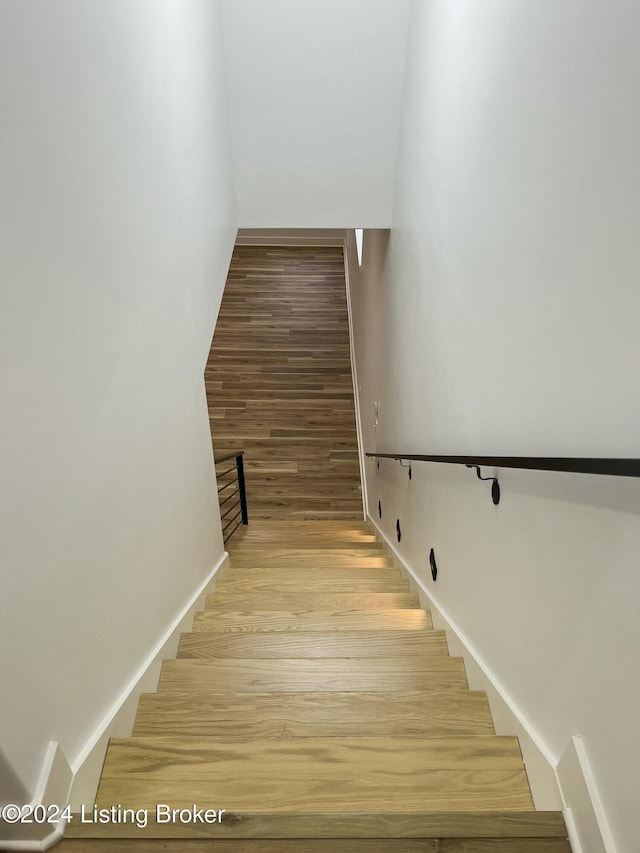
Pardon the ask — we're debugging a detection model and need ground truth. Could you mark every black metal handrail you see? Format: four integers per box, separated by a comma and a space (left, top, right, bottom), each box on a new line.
366, 453, 640, 505
214, 450, 248, 542
366, 454, 640, 476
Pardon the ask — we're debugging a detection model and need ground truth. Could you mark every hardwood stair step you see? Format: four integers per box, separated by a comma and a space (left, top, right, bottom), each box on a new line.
133, 690, 495, 737
210, 576, 409, 594
193, 608, 431, 632
229, 544, 387, 555
156, 657, 469, 693
177, 629, 449, 659
228, 550, 391, 567
249, 510, 366, 521
96, 736, 533, 812
201, 593, 422, 612
223, 565, 397, 579
231, 523, 374, 531
80, 518, 563, 848
231, 521, 374, 545
57, 835, 572, 852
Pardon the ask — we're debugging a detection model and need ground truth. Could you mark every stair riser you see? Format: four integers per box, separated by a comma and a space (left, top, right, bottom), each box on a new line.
63, 811, 568, 842
211, 580, 409, 595
157, 658, 469, 694
193, 610, 431, 633
201, 594, 421, 612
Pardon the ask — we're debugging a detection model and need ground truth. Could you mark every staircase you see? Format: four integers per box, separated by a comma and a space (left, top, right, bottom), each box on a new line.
62, 520, 570, 851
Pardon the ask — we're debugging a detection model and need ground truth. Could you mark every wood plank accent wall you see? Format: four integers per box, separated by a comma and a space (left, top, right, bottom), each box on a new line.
205, 245, 363, 520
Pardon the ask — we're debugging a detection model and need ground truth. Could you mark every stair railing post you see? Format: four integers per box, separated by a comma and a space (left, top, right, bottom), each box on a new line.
236, 452, 249, 525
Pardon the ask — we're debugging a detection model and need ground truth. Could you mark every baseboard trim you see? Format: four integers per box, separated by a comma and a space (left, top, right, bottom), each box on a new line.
367, 513, 564, 811
0, 831, 62, 852
67, 551, 229, 812
0, 742, 71, 850
557, 736, 615, 853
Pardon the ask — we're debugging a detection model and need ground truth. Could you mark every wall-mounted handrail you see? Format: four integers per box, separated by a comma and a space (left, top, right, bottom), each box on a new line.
366, 453, 640, 505
214, 450, 249, 541
365, 454, 640, 477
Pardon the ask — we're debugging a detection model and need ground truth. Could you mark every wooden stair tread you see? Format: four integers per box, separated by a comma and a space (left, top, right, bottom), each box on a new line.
193, 608, 431, 632
48, 838, 574, 852
89, 518, 563, 845
210, 577, 409, 594
229, 553, 391, 568
200, 593, 422, 612
63, 811, 569, 843
157, 657, 469, 693
223, 565, 397, 579
97, 736, 532, 811
229, 546, 387, 557
133, 690, 495, 737
177, 629, 449, 658
231, 520, 372, 536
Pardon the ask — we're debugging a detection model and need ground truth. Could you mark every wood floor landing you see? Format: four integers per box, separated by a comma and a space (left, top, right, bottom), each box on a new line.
64, 521, 570, 851
205, 246, 363, 520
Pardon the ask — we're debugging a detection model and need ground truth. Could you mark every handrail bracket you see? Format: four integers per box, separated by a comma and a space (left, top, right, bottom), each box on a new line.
465, 464, 500, 505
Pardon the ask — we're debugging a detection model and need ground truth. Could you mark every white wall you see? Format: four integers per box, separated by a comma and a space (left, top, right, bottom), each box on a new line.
349, 2, 640, 851
221, 0, 410, 228
387, 0, 640, 458
0, 0, 236, 806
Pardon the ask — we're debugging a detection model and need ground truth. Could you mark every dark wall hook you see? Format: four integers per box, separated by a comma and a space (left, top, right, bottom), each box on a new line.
399, 459, 412, 479
465, 464, 500, 505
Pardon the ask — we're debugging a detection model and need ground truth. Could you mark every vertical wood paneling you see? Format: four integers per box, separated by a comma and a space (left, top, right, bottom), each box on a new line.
205, 246, 362, 520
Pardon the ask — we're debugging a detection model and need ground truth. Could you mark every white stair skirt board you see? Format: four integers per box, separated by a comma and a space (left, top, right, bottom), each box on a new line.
557, 735, 615, 853
368, 513, 564, 812
67, 551, 229, 814
0, 741, 72, 851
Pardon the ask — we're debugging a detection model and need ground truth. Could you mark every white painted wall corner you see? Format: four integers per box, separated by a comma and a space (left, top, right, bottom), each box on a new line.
68, 551, 229, 812
0, 741, 71, 851
0, 552, 228, 852
557, 735, 616, 853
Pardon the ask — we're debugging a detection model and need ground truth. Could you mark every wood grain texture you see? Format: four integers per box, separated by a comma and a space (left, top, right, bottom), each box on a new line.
65, 811, 568, 840
211, 576, 409, 594
97, 736, 532, 812
206, 246, 362, 520
88, 520, 568, 847
133, 690, 495, 738
439, 841, 571, 852
156, 657, 469, 693
217, 565, 402, 580
193, 607, 430, 632
228, 549, 391, 567
56, 831, 571, 853
52, 840, 440, 852
229, 520, 376, 548
55, 840, 570, 852
201, 592, 422, 612
176, 630, 449, 659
